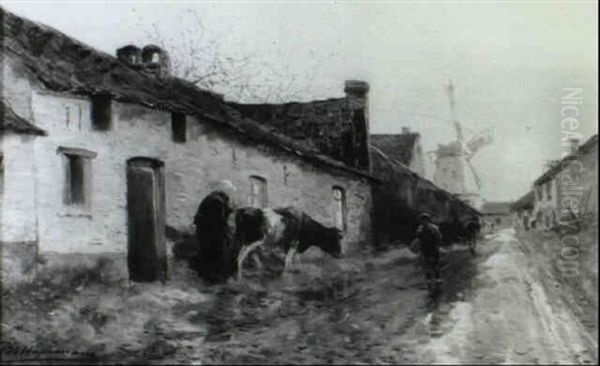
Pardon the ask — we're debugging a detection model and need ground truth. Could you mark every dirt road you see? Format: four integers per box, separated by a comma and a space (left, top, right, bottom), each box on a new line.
412, 228, 598, 364
2, 228, 597, 364
184, 228, 598, 364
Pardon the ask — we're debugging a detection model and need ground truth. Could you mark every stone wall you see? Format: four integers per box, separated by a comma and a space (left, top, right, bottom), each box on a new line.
0, 134, 38, 243
371, 148, 478, 244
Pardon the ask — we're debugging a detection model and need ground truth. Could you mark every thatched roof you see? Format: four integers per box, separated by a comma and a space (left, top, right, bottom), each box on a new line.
1, 6, 377, 182
228, 97, 370, 171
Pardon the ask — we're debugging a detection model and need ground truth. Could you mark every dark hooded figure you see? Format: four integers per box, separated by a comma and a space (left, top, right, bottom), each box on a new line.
190, 180, 237, 283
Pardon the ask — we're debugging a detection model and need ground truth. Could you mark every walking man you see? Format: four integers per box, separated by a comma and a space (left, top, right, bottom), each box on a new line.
464, 216, 480, 256
412, 213, 443, 295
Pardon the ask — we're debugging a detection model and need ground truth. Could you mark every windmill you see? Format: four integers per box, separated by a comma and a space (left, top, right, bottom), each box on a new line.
431, 78, 494, 210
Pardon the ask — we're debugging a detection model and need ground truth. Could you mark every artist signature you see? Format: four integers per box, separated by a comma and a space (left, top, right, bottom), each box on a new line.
0, 341, 97, 362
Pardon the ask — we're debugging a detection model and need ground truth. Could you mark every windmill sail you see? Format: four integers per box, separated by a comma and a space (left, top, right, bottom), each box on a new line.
466, 126, 495, 159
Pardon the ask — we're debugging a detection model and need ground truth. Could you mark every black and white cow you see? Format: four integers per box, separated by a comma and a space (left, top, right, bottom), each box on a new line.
234, 206, 344, 280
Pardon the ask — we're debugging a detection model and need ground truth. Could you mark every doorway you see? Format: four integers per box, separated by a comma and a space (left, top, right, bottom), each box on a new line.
126, 157, 167, 282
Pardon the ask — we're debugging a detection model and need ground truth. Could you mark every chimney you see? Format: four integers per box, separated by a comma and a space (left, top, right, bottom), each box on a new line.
344, 80, 371, 171
116, 45, 142, 67
344, 80, 370, 110
402, 127, 410, 134
569, 138, 580, 154
141, 45, 171, 80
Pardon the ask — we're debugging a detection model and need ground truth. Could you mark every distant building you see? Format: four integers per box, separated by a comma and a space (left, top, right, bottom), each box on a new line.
530, 134, 598, 230
511, 191, 534, 230
480, 201, 512, 231
371, 127, 426, 177
0, 8, 376, 284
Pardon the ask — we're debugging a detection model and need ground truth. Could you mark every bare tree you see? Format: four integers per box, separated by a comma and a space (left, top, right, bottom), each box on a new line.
146, 9, 321, 103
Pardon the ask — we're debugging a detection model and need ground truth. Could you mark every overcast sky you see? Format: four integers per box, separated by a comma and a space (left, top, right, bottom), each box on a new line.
3, 0, 597, 201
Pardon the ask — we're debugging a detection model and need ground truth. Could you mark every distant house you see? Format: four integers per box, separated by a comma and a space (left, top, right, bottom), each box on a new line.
511, 191, 534, 230
480, 201, 512, 230
371, 127, 426, 177
530, 134, 598, 230
0, 7, 376, 284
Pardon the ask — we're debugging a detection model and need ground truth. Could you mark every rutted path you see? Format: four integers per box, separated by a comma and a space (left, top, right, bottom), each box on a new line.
410, 228, 598, 364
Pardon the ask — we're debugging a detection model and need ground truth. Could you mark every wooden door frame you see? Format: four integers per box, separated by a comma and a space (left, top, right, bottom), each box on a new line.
126, 157, 167, 282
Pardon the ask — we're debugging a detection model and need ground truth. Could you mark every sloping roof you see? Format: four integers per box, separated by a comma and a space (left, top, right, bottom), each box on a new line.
370, 145, 481, 217
511, 191, 534, 211
0, 98, 46, 135
480, 201, 512, 215
229, 99, 348, 146
534, 134, 598, 185
228, 98, 369, 170
1, 7, 377, 182
370, 133, 419, 166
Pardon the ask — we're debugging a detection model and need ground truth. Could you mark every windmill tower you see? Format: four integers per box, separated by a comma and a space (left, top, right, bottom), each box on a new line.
432, 78, 494, 210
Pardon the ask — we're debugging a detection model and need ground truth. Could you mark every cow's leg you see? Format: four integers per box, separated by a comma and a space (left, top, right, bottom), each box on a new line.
284, 246, 297, 272
237, 240, 263, 280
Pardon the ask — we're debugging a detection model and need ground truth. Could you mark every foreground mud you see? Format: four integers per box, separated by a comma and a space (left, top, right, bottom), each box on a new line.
2, 229, 597, 364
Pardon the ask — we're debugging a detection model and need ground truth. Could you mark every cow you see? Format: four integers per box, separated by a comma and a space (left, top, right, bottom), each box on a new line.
233, 206, 344, 280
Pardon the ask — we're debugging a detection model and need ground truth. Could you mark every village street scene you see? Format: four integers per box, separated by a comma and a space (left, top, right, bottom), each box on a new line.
0, 1, 598, 364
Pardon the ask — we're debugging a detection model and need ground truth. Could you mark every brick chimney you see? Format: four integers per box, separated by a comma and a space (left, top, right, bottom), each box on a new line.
344, 80, 369, 110
141, 45, 171, 80
344, 80, 371, 171
402, 127, 410, 134
116, 45, 142, 67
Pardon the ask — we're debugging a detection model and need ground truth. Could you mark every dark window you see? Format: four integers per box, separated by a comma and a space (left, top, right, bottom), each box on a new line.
91, 95, 112, 130
546, 180, 553, 201
249, 176, 267, 208
64, 154, 87, 205
171, 113, 187, 143
332, 186, 346, 231
59, 147, 96, 207
536, 185, 543, 201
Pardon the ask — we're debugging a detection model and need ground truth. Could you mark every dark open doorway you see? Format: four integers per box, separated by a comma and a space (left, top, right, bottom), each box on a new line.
126, 157, 167, 282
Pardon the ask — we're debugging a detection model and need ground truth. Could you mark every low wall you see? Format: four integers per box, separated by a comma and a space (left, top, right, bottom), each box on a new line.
370, 149, 479, 245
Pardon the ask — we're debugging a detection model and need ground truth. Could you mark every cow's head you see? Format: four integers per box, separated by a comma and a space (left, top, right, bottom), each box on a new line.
320, 228, 344, 258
